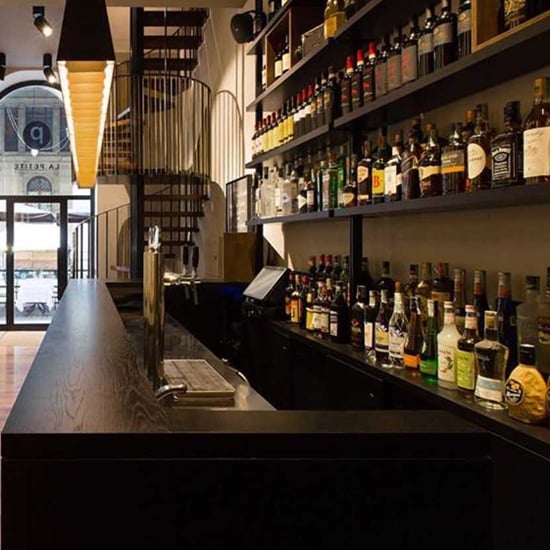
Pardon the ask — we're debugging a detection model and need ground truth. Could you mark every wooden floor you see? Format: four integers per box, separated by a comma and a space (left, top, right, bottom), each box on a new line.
0, 331, 43, 548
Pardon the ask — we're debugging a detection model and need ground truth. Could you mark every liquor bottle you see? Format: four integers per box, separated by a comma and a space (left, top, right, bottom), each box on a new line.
473, 270, 489, 337
357, 139, 373, 205
401, 118, 423, 200
375, 289, 392, 366
320, 280, 332, 340
359, 257, 375, 291
329, 283, 348, 343
324, 254, 335, 280
290, 274, 303, 324
384, 131, 404, 202
293, 92, 302, 139
324, 0, 345, 39
304, 84, 314, 135
403, 264, 419, 305
420, 299, 439, 380
342, 153, 358, 208
433, 0, 457, 70
350, 285, 367, 350
372, 132, 390, 203
280, 163, 292, 216
419, 124, 443, 197
351, 50, 364, 111
441, 122, 467, 194
457, 0, 472, 59
307, 256, 317, 278
299, 275, 309, 329
313, 77, 324, 129
416, 262, 433, 325
386, 31, 403, 92
418, 6, 435, 78
343, 0, 356, 19
453, 268, 467, 334
363, 42, 377, 103
467, 104, 492, 191
432, 262, 453, 327
340, 56, 354, 115
504, 0, 529, 30
516, 275, 540, 354
305, 278, 317, 332
376, 261, 395, 305
261, 52, 268, 91
323, 67, 341, 125
403, 296, 423, 369
306, 169, 317, 212
340, 255, 350, 304
282, 34, 291, 74
474, 310, 509, 409
505, 343, 548, 424
437, 301, 461, 389
298, 176, 308, 215
495, 271, 517, 376
284, 272, 295, 321
315, 254, 326, 282
463, 108, 476, 140
401, 16, 419, 85
333, 254, 343, 281
491, 101, 524, 187
326, 148, 339, 209
374, 40, 389, 98
456, 304, 481, 394
389, 282, 410, 368
290, 160, 300, 214
274, 41, 283, 80
336, 145, 347, 208
364, 290, 379, 356
523, 77, 550, 184
537, 267, 550, 377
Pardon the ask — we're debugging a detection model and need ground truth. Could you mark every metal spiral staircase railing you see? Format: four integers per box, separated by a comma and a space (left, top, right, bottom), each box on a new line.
71, 8, 212, 279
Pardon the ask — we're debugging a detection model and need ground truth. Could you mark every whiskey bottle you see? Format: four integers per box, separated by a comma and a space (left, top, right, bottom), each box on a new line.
282, 34, 290, 74
401, 118, 423, 199
290, 274, 303, 324
523, 77, 550, 184
403, 296, 423, 369
357, 139, 373, 205
307, 255, 317, 279
457, 0, 472, 58
467, 104, 492, 191
420, 299, 439, 379
453, 268, 467, 334
274, 41, 283, 80
374, 40, 389, 98
418, 7, 435, 78
350, 285, 367, 350
342, 153, 358, 208
330, 282, 349, 343
516, 275, 540, 353
456, 304, 481, 394
491, 101, 523, 187
364, 290, 380, 356
495, 271, 517, 377
473, 270, 490, 337
351, 50, 365, 111
359, 257, 375, 291
341, 56, 354, 115
305, 278, 317, 332
401, 16, 419, 85
474, 310, 509, 409
343, 0, 356, 20
419, 124, 443, 197
313, 76, 324, 129
504, 0, 529, 30
384, 131, 404, 202
333, 254, 343, 281
304, 84, 314, 134
323, 67, 341, 125
389, 282, 410, 368
324, 0, 345, 39
433, 0, 457, 70
372, 132, 389, 203
375, 289, 392, 366
537, 267, 550, 377
324, 254, 335, 281
416, 262, 433, 325
441, 122, 467, 194
437, 301, 461, 389
363, 42, 377, 103
320, 280, 332, 340
386, 31, 403, 92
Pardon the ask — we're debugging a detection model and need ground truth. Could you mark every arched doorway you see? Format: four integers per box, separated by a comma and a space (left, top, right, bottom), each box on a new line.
0, 82, 93, 328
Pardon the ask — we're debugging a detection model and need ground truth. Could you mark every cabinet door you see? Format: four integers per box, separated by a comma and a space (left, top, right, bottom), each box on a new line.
324, 355, 384, 410
291, 341, 327, 410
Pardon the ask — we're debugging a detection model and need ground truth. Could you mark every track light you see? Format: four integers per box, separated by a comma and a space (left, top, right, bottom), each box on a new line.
0, 53, 5, 81
43, 53, 57, 84
33, 6, 53, 37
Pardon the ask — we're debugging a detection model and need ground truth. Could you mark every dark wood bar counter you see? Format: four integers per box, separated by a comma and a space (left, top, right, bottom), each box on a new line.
1, 280, 496, 549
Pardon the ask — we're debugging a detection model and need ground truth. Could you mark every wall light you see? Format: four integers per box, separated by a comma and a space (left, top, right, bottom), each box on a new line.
43, 54, 57, 84
57, 0, 115, 189
0, 53, 6, 81
33, 6, 53, 37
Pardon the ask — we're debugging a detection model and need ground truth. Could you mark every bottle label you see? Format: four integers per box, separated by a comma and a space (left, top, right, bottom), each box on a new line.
312, 306, 322, 330
320, 310, 330, 334
456, 349, 476, 390
374, 63, 387, 97
538, 315, 550, 347
322, 173, 330, 210
342, 190, 356, 208
282, 52, 290, 73
364, 321, 374, 350
384, 166, 398, 196
431, 291, 451, 306
350, 315, 364, 346
504, 0, 528, 28
491, 142, 516, 183
419, 165, 441, 195
363, 69, 374, 100
324, 14, 343, 39
351, 74, 362, 105
306, 306, 314, 331
306, 188, 315, 208
505, 377, 524, 405
389, 327, 406, 358
438, 342, 457, 383
372, 168, 385, 197
403, 353, 419, 368
297, 193, 307, 211
420, 357, 438, 376
433, 22, 454, 47
375, 322, 389, 351
401, 45, 418, 83
329, 310, 339, 337
475, 374, 504, 403
402, 154, 419, 175
291, 299, 300, 323
458, 9, 471, 35
467, 143, 488, 179
418, 34, 434, 56
441, 150, 465, 174
387, 55, 402, 91
274, 59, 282, 78
358, 165, 369, 185
524, 127, 550, 178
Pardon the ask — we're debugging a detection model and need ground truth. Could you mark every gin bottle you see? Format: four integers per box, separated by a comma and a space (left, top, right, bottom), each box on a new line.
389, 282, 409, 368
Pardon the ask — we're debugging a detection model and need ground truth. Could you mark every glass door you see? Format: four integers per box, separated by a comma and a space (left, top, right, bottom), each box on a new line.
0, 200, 6, 325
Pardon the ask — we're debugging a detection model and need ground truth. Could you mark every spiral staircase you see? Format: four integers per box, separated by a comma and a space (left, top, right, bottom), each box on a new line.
73, 7, 212, 279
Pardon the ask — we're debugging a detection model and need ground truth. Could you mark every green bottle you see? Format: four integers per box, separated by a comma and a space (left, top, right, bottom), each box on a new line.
337, 145, 347, 208
420, 298, 439, 379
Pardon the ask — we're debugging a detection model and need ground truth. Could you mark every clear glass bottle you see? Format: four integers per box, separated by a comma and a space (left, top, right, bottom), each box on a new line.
474, 310, 509, 410
456, 304, 481, 394
491, 101, 523, 187
375, 289, 391, 366
389, 282, 410, 368
437, 301, 461, 390
420, 298, 439, 380
364, 290, 379, 358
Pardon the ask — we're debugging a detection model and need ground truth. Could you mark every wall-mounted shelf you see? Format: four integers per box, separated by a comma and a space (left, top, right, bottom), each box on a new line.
247, 209, 333, 226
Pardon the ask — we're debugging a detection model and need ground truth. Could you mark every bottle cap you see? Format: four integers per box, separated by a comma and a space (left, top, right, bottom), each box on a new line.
368, 42, 377, 57
484, 310, 498, 329
465, 304, 476, 313
356, 49, 364, 64
519, 344, 536, 366
443, 300, 453, 309
346, 55, 354, 72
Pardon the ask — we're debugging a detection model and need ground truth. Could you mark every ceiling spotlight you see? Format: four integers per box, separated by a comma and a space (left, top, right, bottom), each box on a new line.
43, 53, 57, 84
33, 6, 53, 37
0, 53, 5, 81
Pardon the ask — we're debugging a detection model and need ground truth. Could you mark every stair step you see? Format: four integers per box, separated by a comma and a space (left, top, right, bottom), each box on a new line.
145, 211, 204, 218
144, 193, 208, 201
143, 57, 198, 72
145, 226, 199, 233
143, 10, 208, 28
144, 35, 202, 50
106, 119, 131, 129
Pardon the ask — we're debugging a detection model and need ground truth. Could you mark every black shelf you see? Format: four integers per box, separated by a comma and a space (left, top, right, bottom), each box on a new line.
247, 209, 333, 226
245, 124, 333, 168
334, 13, 550, 130
333, 184, 550, 218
